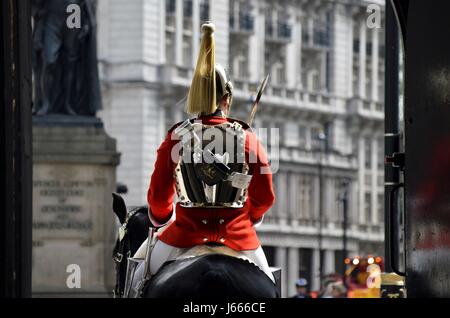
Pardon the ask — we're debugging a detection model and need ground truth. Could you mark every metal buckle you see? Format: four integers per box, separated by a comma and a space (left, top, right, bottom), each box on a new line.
118, 225, 127, 241
228, 172, 252, 189
114, 253, 123, 263
231, 121, 242, 131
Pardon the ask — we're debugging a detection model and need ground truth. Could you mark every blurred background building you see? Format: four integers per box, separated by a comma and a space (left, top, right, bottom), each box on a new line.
96, 0, 385, 297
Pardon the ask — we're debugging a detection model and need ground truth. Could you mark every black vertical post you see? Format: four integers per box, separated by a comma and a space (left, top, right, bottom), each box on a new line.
317, 133, 327, 290
318, 152, 323, 287
337, 179, 349, 289
0, 0, 33, 298
342, 185, 348, 288
384, 0, 400, 273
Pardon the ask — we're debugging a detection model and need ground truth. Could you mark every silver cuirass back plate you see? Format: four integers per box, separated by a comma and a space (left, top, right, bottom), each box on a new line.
174, 120, 251, 208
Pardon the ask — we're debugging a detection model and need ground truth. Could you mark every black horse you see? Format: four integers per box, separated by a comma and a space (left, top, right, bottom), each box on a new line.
111, 193, 279, 298
111, 193, 151, 297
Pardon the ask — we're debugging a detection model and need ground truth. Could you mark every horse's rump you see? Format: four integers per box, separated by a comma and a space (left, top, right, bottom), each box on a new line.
143, 254, 278, 298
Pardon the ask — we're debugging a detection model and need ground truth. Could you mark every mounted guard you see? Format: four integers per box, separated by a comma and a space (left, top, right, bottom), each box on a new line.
116, 22, 278, 298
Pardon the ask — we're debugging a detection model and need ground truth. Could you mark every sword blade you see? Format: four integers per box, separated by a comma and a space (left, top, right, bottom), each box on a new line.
247, 75, 269, 126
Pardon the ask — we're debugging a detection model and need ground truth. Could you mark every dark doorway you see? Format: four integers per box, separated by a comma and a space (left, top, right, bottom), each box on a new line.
299, 248, 312, 292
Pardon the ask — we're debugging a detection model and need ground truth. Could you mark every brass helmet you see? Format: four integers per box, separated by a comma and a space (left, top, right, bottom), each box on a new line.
186, 22, 233, 115
215, 63, 233, 108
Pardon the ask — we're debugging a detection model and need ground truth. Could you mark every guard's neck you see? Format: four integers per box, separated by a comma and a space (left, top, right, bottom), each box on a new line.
200, 108, 227, 118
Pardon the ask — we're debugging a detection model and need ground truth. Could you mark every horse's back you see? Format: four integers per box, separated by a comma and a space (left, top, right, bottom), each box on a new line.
143, 254, 278, 298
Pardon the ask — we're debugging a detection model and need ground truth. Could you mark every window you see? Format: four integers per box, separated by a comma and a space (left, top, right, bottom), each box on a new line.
353, 66, 359, 96
182, 36, 192, 67
299, 249, 313, 292
365, 173, 371, 186
366, 41, 373, 56
183, 5, 193, 31
166, 0, 176, 14
377, 173, 384, 187
264, 9, 275, 37
302, 26, 310, 44
313, 13, 331, 47
272, 57, 286, 85
183, 0, 192, 17
312, 70, 320, 91
264, 48, 271, 80
311, 126, 326, 150
353, 39, 360, 54
299, 126, 307, 149
352, 23, 360, 95
351, 135, 359, 156
230, 45, 249, 79
353, 22, 360, 54
276, 172, 288, 217
333, 179, 343, 222
377, 194, 384, 223
264, 47, 286, 86
325, 52, 331, 91
165, 32, 175, 64
284, 122, 299, 148
238, 58, 248, 78
366, 68, 371, 98
364, 192, 372, 224
267, 173, 278, 222
166, 0, 176, 30
377, 137, 384, 170
379, 44, 385, 59
200, 0, 210, 22
364, 137, 372, 169
301, 56, 308, 87
297, 175, 314, 220
378, 28, 386, 59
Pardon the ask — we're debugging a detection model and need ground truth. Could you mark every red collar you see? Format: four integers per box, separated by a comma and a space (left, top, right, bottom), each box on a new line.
196, 115, 229, 125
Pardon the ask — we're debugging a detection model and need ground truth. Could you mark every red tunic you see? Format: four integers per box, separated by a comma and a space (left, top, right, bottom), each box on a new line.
147, 115, 275, 251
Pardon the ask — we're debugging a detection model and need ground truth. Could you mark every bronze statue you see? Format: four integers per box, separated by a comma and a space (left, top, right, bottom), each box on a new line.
32, 0, 101, 116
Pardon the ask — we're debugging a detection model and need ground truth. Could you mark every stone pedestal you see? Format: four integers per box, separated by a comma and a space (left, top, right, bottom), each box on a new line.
32, 115, 120, 297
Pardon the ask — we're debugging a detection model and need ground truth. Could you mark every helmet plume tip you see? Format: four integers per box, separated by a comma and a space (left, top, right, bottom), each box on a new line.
201, 22, 215, 35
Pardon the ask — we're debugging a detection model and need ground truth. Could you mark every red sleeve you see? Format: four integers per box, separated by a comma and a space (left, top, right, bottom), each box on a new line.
245, 132, 275, 223
147, 132, 180, 226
